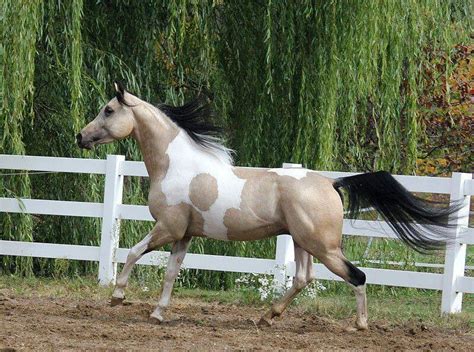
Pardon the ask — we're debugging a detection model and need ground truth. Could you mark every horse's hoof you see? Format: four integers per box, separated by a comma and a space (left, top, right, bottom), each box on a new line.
149, 313, 164, 325
345, 324, 368, 332
257, 316, 273, 327
110, 297, 124, 306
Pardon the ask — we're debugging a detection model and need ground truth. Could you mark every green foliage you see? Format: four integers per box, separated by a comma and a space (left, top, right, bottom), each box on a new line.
0, 1, 471, 287
1, 0, 43, 275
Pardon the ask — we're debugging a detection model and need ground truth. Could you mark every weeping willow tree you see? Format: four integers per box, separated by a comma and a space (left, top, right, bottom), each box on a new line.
223, 0, 471, 172
1, 1, 43, 275
1, 0, 471, 287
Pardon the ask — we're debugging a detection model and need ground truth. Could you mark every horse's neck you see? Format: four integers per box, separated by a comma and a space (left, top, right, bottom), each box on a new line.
132, 103, 229, 181
131, 103, 179, 180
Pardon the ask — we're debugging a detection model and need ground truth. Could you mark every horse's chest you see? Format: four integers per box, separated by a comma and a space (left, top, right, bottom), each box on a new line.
160, 166, 246, 240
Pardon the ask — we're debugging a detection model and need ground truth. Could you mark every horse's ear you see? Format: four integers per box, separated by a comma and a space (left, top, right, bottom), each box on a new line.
114, 80, 125, 93
114, 81, 126, 104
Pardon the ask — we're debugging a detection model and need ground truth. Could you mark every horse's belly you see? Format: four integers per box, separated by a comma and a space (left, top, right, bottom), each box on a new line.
198, 213, 281, 241
195, 197, 283, 241
197, 195, 245, 240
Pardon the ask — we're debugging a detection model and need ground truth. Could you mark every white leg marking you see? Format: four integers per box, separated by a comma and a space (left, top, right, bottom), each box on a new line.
112, 233, 152, 300
352, 284, 368, 330
150, 238, 192, 322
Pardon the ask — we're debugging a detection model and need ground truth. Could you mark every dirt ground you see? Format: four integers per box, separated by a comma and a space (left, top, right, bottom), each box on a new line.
1, 290, 472, 351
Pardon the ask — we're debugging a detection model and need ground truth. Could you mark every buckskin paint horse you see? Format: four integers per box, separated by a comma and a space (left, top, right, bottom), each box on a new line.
77, 82, 458, 330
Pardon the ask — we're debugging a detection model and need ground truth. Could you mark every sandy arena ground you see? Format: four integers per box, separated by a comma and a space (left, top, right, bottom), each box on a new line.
1, 290, 472, 351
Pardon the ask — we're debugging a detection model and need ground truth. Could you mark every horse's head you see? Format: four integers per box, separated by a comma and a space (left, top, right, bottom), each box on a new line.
76, 82, 135, 149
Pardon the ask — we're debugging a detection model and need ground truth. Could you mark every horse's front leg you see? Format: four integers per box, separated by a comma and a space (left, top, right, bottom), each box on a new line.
149, 237, 192, 323
111, 223, 177, 306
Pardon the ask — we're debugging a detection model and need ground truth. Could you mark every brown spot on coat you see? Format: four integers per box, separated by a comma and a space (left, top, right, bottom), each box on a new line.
189, 173, 218, 211
187, 206, 205, 237
223, 168, 286, 241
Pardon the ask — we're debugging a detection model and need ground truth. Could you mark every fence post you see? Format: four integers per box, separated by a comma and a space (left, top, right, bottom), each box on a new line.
98, 155, 125, 287
441, 172, 471, 313
274, 235, 294, 293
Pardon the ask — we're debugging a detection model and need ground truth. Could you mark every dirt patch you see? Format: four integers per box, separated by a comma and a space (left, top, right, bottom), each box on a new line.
0, 290, 472, 351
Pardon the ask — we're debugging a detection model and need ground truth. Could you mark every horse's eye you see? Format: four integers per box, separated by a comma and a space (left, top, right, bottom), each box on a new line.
104, 106, 114, 116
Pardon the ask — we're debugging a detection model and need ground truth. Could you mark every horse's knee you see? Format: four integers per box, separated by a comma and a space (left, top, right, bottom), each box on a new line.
128, 248, 140, 260
127, 243, 143, 259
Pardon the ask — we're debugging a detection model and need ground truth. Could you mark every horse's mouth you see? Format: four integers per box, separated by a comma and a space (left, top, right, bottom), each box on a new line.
80, 142, 94, 150
76, 133, 102, 149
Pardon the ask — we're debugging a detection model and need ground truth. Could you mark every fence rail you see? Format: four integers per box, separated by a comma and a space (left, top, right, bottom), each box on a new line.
0, 154, 472, 313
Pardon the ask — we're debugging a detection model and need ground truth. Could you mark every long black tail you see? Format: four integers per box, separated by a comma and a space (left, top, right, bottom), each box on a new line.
333, 171, 461, 253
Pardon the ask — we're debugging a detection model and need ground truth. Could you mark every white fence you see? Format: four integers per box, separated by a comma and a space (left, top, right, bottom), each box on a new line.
0, 154, 472, 314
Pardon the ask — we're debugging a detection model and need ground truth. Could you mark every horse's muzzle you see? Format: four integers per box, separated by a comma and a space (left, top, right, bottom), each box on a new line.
76, 133, 91, 149
76, 133, 83, 147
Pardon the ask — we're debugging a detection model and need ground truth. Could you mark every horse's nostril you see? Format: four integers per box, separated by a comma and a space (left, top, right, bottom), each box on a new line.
76, 133, 82, 144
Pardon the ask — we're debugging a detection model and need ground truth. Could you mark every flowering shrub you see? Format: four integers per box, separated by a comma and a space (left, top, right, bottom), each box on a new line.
235, 273, 326, 302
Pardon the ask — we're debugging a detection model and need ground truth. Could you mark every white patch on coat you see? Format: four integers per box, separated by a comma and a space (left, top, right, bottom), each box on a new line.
151, 105, 234, 165
161, 131, 245, 240
267, 168, 311, 180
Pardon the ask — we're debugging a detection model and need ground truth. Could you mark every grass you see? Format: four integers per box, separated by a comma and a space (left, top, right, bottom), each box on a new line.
1, 274, 472, 331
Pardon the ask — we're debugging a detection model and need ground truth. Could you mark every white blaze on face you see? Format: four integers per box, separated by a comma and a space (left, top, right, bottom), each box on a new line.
267, 168, 311, 180
161, 131, 245, 240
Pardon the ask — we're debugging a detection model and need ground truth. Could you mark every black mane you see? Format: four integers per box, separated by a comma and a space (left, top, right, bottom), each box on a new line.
157, 96, 224, 149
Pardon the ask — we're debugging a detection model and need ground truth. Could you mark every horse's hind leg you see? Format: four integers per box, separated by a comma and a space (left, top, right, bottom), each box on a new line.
317, 249, 368, 330
258, 243, 315, 327
111, 223, 177, 306
284, 184, 368, 330
150, 237, 192, 323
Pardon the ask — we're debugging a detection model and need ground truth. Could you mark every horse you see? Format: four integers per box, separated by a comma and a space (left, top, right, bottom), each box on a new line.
77, 82, 458, 330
